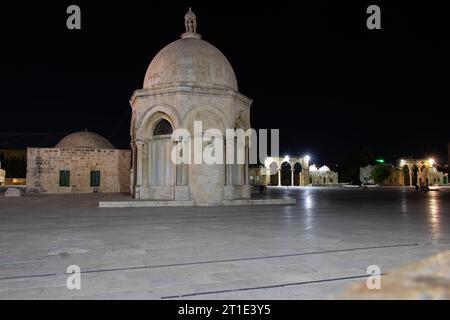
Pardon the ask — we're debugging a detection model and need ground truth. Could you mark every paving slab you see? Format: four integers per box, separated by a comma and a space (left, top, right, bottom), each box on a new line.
1, 187, 449, 299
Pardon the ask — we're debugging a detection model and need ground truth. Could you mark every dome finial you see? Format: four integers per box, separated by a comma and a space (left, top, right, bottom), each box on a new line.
182, 7, 201, 39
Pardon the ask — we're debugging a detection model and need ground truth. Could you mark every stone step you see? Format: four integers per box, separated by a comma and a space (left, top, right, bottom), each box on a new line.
4, 188, 22, 197
223, 198, 296, 206
99, 198, 296, 208
99, 200, 195, 208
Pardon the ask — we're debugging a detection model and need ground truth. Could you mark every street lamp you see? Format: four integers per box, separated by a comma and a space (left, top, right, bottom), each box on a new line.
304, 155, 310, 163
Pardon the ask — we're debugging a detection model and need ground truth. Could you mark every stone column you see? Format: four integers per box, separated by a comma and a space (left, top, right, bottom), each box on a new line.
135, 140, 145, 197
266, 168, 271, 185
237, 139, 245, 186
290, 169, 294, 186
244, 144, 249, 185
225, 140, 232, 185
130, 142, 136, 198
182, 163, 188, 185
409, 172, 413, 186
278, 169, 281, 186
303, 169, 310, 186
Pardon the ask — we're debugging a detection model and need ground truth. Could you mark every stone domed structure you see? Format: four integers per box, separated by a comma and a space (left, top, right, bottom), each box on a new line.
130, 8, 252, 205
27, 130, 130, 194
55, 131, 114, 149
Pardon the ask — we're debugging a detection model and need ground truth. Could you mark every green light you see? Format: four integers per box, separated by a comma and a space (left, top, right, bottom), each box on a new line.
376, 159, 385, 164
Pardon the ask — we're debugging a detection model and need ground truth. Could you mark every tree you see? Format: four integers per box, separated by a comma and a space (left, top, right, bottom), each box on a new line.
0, 152, 5, 168
338, 146, 376, 184
371, 164, 391, 183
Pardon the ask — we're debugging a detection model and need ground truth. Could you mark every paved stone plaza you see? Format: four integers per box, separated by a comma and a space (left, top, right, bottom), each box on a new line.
0, 187, 449, 299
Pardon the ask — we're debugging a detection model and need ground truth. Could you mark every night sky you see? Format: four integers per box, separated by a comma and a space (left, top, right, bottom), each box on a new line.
1, 1, 449, 165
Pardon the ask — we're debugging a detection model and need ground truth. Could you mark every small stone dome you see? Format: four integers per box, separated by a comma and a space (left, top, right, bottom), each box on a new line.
143, 8, 237, 90
55, 131, 114, 149
319, 165, 330, 172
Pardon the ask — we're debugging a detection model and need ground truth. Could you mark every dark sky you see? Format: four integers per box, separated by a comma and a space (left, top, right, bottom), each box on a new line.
0, 1, 449, 165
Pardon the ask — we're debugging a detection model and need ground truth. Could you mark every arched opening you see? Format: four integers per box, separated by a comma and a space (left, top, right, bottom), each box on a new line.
403, 165, 410, 186
269, 162, 278, 186
280, 162, 291, 186
411, 165, 418, 186
293, 163, 302, 186
153, 119, 173, 135
149, 118, 175, 186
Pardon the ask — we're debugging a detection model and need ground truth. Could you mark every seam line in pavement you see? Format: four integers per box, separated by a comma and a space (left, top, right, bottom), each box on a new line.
0, 273, 57, 281
79, 243, 418, 274
0, 243, 417, 281
160, 273, 389, 299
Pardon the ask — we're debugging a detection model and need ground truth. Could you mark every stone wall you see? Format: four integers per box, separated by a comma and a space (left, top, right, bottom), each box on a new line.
26, 148, 131, 194
384, 168, 404, 186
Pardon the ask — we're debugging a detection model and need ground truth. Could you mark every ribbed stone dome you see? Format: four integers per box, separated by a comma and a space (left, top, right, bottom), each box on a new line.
55, 131, 114, 149
143, 36, 238, 90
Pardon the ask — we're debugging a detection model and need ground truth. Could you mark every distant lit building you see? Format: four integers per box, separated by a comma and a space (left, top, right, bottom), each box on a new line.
0, 148, 27, 185
448, 142, 450, 174
308, 165, 339, 186
399, 159, 446, 186
252, 157, 338, 186
360, 158, 448, 186
360, 164, 375, 184
249, 166, 265, 186
0, 162, 5, 186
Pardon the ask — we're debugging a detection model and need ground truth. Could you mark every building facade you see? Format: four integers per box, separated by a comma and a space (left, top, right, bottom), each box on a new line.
0, 148, 27, 184
0, 162, 5, 185
26, 131, 131, 193
360, 159, 448, 186
129, 9, 252, 206
399, 159, 446, 186
252, 157, 338, 186
308, 165, 339, 186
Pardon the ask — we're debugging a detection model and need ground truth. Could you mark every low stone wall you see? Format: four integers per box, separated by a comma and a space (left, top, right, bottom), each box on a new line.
26, 148, 131, 194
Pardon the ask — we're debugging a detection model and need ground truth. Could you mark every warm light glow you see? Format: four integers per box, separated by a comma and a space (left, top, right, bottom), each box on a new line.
265, 157, 273, 168
429, 158, 435, 166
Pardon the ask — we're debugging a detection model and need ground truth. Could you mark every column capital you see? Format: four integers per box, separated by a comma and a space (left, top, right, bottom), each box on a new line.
135, 140, 145, 146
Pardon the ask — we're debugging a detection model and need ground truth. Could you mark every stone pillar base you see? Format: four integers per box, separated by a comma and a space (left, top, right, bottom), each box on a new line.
224, 184, 251, 200
175, 185, 191, 200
